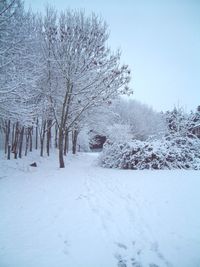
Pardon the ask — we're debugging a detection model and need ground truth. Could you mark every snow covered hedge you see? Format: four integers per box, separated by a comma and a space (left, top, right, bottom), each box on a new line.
99, 135, 200, 170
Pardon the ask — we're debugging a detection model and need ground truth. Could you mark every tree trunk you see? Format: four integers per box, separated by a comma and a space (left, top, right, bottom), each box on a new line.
29, 127, 33, 152
46, 119, 52, 156
55, 124, 58, 148
58, 80, 73, 167
72, 130, 78, 154
35, 118, 38, 150
59, 126, 65, 168
40, 120, 46, 157
25, 128, 30, 156
40, 139, 44, 157
64, 129, 69, 156
18, 126, 24, 158
7, 144, 11, 160
11, 123, 15, 151
13, 122, 19, 159
4, 120, 10, 154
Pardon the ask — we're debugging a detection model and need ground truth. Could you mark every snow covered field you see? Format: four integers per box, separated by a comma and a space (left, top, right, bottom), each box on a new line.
0, 152, 200, 267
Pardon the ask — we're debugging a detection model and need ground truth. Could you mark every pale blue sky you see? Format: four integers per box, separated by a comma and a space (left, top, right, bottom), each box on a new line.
25, 0, 200, 112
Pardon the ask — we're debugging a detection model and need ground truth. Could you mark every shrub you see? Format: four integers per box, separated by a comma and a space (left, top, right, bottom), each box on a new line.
99, 135, 200, 170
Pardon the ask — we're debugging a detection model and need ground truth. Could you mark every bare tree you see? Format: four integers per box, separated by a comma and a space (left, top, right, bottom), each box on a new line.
43, 9, 132, 167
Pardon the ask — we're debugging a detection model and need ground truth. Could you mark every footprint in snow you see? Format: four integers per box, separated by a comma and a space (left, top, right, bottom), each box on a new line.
116, 242, 128, 250
118, 259, 127, 267
115, 241, 144, 267
63, 240, 70, 255
131, 257, 143, 267
151, 242, 173, 267
115, 253, 127, 267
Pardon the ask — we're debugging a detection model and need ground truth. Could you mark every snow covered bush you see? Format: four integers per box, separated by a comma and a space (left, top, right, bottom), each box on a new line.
99, 135, 200, 170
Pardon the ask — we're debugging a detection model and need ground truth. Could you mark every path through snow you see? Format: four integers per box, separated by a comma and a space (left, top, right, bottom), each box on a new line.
0, 152, 200, 267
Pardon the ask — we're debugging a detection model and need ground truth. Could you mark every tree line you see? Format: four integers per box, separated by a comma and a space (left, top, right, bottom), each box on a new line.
0, 0, 132, 167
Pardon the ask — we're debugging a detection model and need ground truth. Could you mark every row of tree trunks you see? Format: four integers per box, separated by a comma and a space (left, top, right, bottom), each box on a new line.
39, 119, 54, 157
2, 119, 80, 163
2, 120, 44, 159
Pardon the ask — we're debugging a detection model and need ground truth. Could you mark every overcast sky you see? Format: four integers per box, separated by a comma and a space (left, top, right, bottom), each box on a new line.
25, 0, 200, 112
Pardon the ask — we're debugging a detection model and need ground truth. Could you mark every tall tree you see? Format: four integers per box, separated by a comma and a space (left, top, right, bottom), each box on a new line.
43, 9, 132, 167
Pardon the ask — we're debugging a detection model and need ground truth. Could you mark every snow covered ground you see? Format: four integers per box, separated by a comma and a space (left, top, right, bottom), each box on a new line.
0, 151, 200, 267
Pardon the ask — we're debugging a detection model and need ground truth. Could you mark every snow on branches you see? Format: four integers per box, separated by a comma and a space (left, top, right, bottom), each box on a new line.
41, 8, 132, 167
99, 106, 200, 170
0, 3, 132, 166
99, 135, 200, 170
